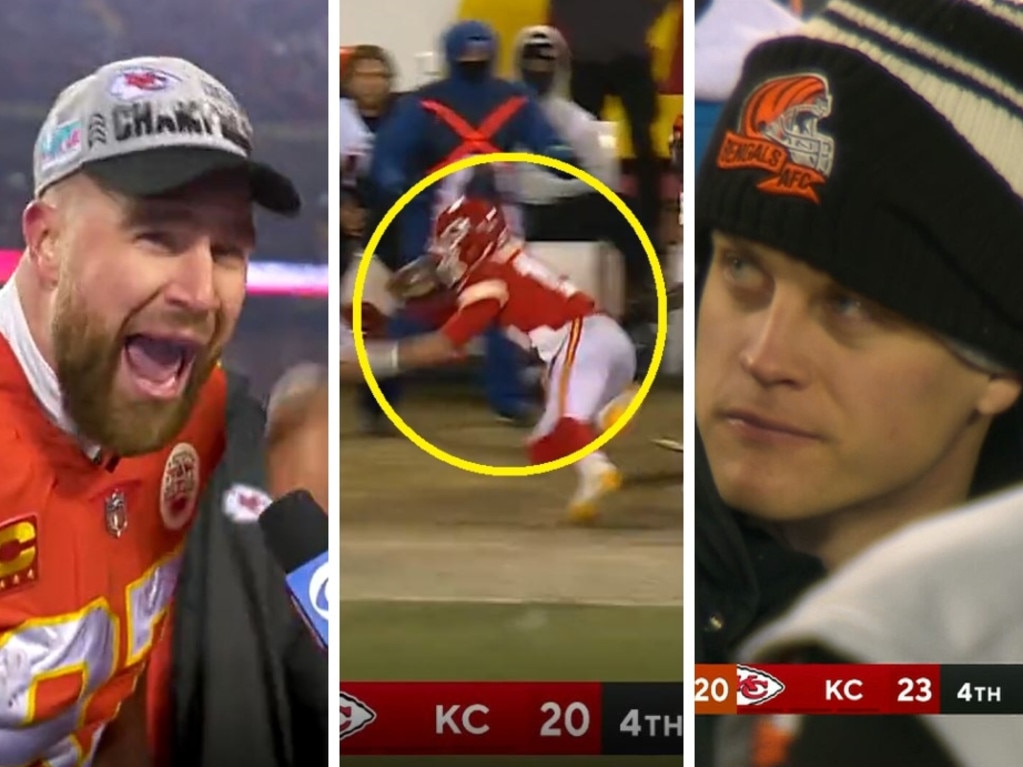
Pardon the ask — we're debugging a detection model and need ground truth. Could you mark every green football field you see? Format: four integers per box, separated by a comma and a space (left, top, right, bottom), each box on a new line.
341, 601, 682, 680
340, 384, 684, 765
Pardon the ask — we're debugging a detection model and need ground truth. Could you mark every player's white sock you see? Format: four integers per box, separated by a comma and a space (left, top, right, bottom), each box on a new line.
577, 451, 613, 477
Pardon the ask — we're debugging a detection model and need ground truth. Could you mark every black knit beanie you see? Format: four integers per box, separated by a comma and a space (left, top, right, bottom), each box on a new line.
696, 0, 1023, 372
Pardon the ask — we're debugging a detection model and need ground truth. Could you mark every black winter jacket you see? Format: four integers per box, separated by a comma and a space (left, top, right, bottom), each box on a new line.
168, 371, 328, 767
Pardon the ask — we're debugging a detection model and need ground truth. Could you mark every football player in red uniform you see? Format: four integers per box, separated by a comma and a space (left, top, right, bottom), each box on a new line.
0, 56, 303, 766
366, 196, 638, 521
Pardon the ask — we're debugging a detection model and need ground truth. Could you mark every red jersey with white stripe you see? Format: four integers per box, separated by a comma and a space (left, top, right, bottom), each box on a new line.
455, 245, 596, 361
0, 338, 225, 766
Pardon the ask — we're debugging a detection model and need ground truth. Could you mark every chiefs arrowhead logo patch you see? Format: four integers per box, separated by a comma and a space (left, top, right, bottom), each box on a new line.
222, 483, 272, 523
340, 690, 376, 740
736, 664, 786, 707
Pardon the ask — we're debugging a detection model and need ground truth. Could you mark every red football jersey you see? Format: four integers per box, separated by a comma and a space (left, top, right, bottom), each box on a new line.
0, 336, 225, 766
452, 245, 596, 361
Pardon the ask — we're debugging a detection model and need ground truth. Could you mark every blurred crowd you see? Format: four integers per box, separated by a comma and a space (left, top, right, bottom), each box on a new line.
0, 0, 328, 397
0, 0, 328, 263
223, 296, 328, 399
2, 0, 326, 121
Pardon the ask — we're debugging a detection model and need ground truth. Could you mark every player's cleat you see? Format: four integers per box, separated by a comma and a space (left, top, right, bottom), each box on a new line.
597, 384, 639, 434
568, 460, 623, 523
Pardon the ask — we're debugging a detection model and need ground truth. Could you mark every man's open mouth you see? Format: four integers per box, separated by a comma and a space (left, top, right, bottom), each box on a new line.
122, 334, 201, 399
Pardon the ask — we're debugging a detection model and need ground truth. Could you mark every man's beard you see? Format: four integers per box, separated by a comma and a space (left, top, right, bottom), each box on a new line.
51, 284, 221, 457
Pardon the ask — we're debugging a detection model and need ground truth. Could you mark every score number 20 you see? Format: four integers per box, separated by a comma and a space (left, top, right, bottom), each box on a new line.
695, 677, 730, 703
539, 701, 591, 737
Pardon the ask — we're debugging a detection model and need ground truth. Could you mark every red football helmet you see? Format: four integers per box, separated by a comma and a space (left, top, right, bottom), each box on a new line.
429, 196, 509, 288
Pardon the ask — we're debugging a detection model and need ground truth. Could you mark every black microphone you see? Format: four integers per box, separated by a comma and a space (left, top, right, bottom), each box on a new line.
258, 490, 329, 649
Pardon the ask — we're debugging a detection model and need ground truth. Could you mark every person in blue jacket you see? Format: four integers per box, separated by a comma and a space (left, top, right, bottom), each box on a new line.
371, 19, 577, 425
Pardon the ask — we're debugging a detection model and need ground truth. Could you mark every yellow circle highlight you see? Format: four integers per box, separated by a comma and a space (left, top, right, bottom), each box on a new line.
353, 151, 667, 477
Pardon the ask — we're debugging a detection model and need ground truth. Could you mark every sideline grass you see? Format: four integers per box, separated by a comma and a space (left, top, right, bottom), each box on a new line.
341, 600, 683, 681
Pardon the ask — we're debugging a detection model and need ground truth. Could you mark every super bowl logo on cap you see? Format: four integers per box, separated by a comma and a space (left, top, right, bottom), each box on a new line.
161, 443, 200, 531
37, 120, 82, 172
109, 66, 181, 102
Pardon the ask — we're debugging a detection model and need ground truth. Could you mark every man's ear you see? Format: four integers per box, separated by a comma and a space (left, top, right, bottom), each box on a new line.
22, 199, 61, 289
976, 374, 1023, 418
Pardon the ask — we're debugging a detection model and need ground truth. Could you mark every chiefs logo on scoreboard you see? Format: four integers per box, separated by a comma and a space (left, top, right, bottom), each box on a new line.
341, 690, 377, 741
736, 665, 786, 707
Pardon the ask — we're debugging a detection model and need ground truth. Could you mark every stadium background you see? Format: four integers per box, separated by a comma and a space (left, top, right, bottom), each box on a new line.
341, 0, 682, 162
340, 2, 683, 763
0, 0, 328, 399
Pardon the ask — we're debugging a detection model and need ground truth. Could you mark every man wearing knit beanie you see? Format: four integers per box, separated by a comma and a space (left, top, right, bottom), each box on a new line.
695, 0, 1023, 764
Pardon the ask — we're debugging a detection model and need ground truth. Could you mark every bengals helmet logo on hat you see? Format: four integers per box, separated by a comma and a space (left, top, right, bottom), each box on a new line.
717, 73, 835, 203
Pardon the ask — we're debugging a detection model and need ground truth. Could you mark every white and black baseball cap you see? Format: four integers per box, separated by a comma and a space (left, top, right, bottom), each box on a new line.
33, 56, 301, 216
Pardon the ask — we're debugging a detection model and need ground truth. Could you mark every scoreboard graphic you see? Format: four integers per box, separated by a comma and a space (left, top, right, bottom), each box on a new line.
340, 681, 683, 756
695, 664, 1023, 716
340, 667, 1023, 756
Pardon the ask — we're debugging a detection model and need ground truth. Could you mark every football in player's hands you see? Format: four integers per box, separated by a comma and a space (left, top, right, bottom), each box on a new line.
387, 258, 444, 301
342, 302, 389, 338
